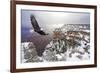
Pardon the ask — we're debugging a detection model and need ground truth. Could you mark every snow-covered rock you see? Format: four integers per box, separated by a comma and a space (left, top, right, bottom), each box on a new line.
21, 42, 40, 63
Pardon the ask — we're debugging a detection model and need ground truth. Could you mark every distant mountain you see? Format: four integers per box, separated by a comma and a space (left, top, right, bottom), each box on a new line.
61, 24, 90, 32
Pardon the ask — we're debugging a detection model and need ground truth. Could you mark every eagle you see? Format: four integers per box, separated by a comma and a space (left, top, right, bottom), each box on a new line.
30, 14, 47, 35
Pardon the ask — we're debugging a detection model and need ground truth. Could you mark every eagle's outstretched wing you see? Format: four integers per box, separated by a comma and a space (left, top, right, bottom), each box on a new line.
30, 15, 47, 35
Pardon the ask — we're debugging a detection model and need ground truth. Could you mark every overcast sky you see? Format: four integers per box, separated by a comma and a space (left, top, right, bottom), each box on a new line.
21, 10, 90, 34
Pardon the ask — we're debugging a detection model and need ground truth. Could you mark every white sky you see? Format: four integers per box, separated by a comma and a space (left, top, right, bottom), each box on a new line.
21, 10, 90, 34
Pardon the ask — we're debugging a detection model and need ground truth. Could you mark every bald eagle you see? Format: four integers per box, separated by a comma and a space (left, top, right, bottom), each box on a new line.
30, 15, 47, 35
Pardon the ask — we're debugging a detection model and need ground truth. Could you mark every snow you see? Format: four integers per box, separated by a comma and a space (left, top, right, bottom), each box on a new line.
21, 24, 90, 63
